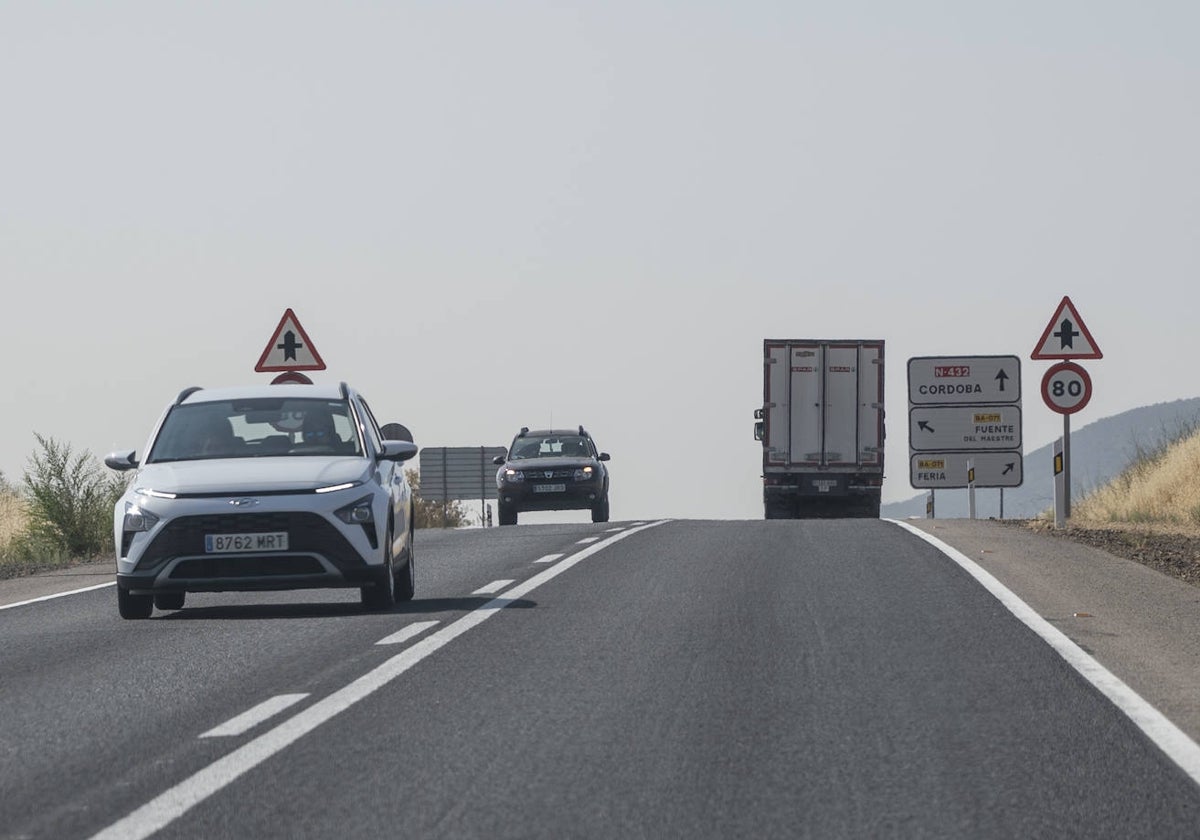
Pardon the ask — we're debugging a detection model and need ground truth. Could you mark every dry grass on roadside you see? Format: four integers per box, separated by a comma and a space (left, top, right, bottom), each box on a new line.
0, 489, 83, 580
0, 491, 27, 549
1022, 425, 1200, 589
1072, 429, 1200, 528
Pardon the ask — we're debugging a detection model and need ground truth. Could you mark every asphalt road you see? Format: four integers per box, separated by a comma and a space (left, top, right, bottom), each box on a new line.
2, 518, 1200, 839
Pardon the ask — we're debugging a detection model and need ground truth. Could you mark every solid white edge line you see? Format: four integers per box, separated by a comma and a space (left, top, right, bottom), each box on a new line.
889, 518, 1200, 787
375, 620, 440, 646
0, 581, 115, 611
90, 519, 671, 840
576, 537, 600, 544
199, 695, 310, 739
472, 580, 515, 595
533, 553, 564, 564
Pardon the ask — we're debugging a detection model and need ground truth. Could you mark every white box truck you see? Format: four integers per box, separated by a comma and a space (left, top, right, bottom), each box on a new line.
754, 339, 885, 518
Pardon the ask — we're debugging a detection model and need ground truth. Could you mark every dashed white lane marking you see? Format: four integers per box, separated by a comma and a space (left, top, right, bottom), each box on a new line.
604, 527, 624, 533
0, 581, 114, 611
199, 695, 309, 739
575, 537, 600, 544
90, 520, 669, 840
473, 580, 515, 595
533, 553, 564, 564
375, 620, 440, 646
890, 519, 1200, 789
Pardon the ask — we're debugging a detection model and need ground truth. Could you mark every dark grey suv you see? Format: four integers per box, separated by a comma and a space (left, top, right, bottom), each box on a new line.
493, 427, 611, 525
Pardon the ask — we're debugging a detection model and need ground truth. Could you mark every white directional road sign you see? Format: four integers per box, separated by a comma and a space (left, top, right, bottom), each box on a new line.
910, 452, 1023, 489
907, 352, 1024, 491
909, 405, 1023, 452
908, 355, 1021, 405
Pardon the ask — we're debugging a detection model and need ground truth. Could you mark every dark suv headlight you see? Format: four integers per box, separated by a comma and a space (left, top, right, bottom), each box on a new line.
502, 468, 525, 483
573, 466, 596, 482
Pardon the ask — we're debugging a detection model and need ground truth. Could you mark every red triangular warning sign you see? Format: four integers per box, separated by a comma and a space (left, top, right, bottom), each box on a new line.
255, 308, 327, 372
1031, 296, 1102, 360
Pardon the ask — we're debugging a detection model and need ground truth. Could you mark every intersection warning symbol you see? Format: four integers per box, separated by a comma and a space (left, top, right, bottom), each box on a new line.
255, 309, 327, 372
1031, 296, 1102, 360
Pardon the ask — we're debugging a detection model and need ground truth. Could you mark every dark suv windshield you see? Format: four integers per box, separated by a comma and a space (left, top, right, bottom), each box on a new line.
147, 398, 362, 462
508, 435, 591, 460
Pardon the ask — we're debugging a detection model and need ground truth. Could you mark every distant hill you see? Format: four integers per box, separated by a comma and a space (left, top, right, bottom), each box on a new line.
883, 397, 1200, 520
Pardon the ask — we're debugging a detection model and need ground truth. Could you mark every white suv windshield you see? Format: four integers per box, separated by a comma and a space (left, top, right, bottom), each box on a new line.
147, 398, 362, 462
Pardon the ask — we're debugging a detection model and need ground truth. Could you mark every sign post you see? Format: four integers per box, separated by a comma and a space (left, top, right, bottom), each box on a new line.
1033, 298, 1102, 522
967, 458, 976, 519
1039, 361, 1093, 518
1053, 438, 1066, 529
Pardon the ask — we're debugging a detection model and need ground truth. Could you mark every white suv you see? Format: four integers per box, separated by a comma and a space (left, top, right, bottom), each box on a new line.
105, 382, 418, 619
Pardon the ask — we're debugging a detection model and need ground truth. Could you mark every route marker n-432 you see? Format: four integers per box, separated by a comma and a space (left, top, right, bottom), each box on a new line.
908, 355, 1021, 405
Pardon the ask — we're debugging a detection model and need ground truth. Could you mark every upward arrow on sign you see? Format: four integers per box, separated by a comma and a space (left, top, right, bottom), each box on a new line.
1032, 296, 1102, 359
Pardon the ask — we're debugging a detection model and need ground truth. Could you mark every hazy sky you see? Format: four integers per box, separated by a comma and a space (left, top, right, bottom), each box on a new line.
3, 2, 1197, 521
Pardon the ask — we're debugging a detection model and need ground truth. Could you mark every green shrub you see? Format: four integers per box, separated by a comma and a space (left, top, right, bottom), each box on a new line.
20, 433, 128, 560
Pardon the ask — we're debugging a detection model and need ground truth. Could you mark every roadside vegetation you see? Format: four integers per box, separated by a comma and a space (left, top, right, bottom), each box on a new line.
0, 480, 27, 556
0, 444, 475, 580
405, 468, 472, 529
1068, 420, 1200, 531
0, 435, 127, 580
1024, 420, 1200, 588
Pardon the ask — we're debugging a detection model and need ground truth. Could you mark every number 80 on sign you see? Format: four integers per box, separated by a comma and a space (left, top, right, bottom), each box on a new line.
1041, 361, 1092, 415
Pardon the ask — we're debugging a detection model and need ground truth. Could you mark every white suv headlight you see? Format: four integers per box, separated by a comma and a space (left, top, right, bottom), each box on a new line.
335, 495, 375, 524
123, 502, 160, 532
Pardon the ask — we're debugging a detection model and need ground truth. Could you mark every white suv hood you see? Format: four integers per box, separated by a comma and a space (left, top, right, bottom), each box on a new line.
135, 457, 372, 495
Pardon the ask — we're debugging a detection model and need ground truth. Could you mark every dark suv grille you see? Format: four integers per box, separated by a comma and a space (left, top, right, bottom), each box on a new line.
527, 468, 575, 479
135, 512, 369, 573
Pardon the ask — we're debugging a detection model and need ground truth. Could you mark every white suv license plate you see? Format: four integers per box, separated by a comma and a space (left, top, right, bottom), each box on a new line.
533, 483, 566, 493
205, 532, 289, 553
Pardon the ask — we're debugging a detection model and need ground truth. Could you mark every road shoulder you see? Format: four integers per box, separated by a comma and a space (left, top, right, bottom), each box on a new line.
0, 560, 113, 609
898, 517, 1200, 745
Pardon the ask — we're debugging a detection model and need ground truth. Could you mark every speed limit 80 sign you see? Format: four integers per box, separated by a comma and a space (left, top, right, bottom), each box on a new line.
1041, 361, 1092, 414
